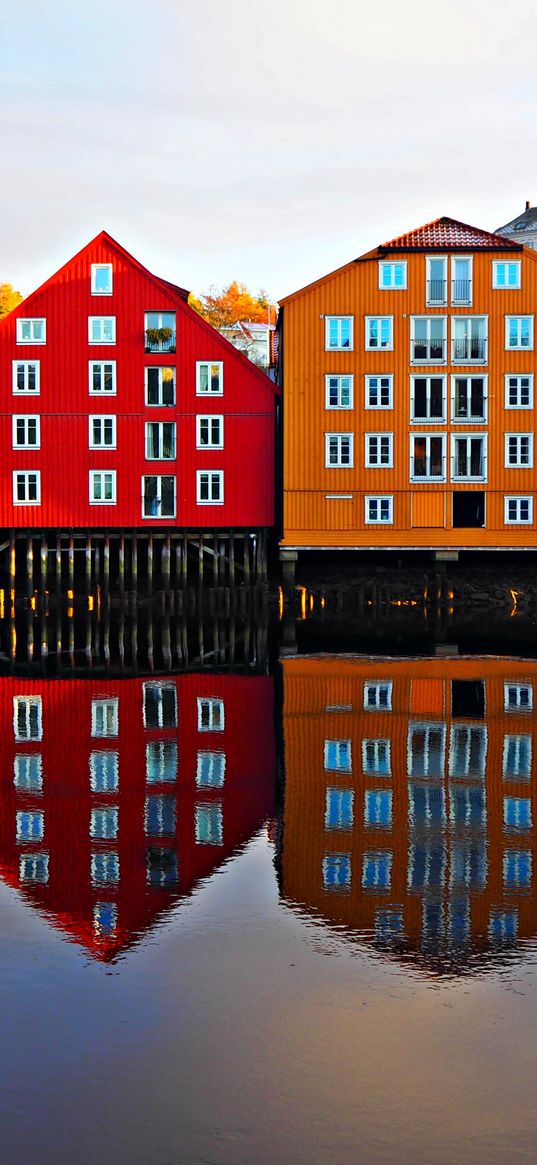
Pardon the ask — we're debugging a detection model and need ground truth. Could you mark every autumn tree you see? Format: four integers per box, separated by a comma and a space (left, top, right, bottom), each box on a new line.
189, 281, 277, 329
0, 283, 23, 318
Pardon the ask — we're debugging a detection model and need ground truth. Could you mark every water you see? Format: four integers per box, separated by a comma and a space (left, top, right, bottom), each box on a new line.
1, 589, 537, 1163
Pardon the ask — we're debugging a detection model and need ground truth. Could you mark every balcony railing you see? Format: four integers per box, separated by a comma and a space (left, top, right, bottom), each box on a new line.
452, 337, 487, 362
410, 456, 446, 480
427, 279, 446, 304
411, 338, 446, 362
452, 278, 471, 304
145, 330, 177, 353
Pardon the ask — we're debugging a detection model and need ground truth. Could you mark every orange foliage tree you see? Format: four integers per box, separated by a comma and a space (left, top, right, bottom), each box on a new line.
0, 283, 23, 318
189, 281, 277, 329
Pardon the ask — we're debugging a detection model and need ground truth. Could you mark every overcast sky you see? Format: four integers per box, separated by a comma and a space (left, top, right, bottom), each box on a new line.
2, 0, 537, 302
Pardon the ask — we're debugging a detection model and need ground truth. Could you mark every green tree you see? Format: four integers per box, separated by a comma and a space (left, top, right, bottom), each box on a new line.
0, 283, 23, 318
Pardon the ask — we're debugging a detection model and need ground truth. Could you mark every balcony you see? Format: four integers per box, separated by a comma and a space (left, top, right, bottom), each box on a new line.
452, 337, 487, 363
426, 279, 447, 305
145, 329, 176, 354
452, 278, 472, 305
411, 338, 446, 363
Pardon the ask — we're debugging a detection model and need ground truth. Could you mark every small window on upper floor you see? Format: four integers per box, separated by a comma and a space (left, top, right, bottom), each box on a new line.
365, 375, 393, 409
16, 319, 46, 344
13, 361, 40, 394
365, 316, 393, 351
426, 257, 447, 306
13, 416, 40, 449
196, 361, 223, 394
145, 312, 176, 353
89, 361, 116, 395
325, 375, 353, 409
145, 366, 175, 406
91, 264, 113, 295
325, 316, 353, 350
505, 496, 533, 525
493, 261, 521, 289
88, 317, 116, 344
505, 316, 533, 350
378, 261, 407, 289
505, 374, 533, 409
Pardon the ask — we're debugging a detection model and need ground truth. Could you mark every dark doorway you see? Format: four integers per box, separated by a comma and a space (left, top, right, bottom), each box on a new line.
452, 491, 485, 528
451, 680, 485, 718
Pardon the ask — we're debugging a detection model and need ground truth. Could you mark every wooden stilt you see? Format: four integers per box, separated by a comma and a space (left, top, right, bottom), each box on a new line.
213, 532, 219, 585
9, 535, 15, 591
163, 534, 171, 590
119, 535, 125, 592
86, 535, 92, 592
199, 534, 204, 586
94, 540, 100, 584
229, 531, 235, 586
68, 535, 74, 589
104, 535, 110, 590
148, 534, 154, 589
182, 534, 188, 587
26, 537, 34, 596
40, 535, 47, 591
244, 533, 250, 587
56, 534, 62, 590
132, 534, 138, 589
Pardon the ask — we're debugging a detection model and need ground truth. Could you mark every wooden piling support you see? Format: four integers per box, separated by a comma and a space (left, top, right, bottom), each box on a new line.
68, 535, 75, 589
131, 534, 138, 589
229, 531, 235, 586
199, 534, 204, 586
55, 534, 62, 590
119, 535, 125, 592
163, 534, 171, 590
104, 535, 110, 590
9, 534, 15, 591
148, 533, 154, 589
86, 535, 92, 592
244, 533, 250, 587
26, 536, 34, 596
40, 535, 47, 591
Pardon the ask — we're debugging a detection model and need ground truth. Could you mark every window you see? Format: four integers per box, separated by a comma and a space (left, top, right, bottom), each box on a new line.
505, 496, 533, 524
16, 811, 44, 843
142, 475, 176, 517
13, 696, 42, 742
196, 415, 224, 447
411, 376, 446, 421
324, 739, 352, 772
451, 435, 487, 480
493, 261, 521, 289
449, 725, 487, 778
89, 751, 119, 793
452, 317, 487, 362
145, 794, 176, 837
145, 312, 176, 352
506, 316, 533, 350
325, 375, 353, 409
325, 433, 353, 468
325, 788, 354, 829
147, 847, 178, 888
411, 317, 446, 362
375, 907, 404, 941
91, 698, 119, 738
91, 263, 113, 295
489, 909, 518, 942
451, 257, 472, 305
196, 750, 226, 788
325, 316, 353, 350
146, 741, 178, 784
379, 261, 407, 289
197, 697, 224, 732
195, 802, 223, 845
408, 722, 446, 778
323, 852, 352, 890
365, 375, 392, 409
19, 853, 49, 884
196, 470, 224, 504
451, 678, 485, 718
362, 738, 391, 776
365, 433, 393, 467
452, 376, 486, 422
364, 682, 392, 711
145, 421, 176, 459
196, 361, 223, 394
450, 839, 487, 889
504, 683, 533, 711
365, 316, 393, 350
89, 416, 116, 448
13, 361, 39, 394
408, 784, 445, 827
90, 807, 119, 841
143, 682, 177, 729
365, 496, 393, 524
505, 375, 533, 409
410, 434, 445, 480
88, 317, 116, 344
89, 470, 116, 504
503, 735, 532, 779
13, 471, 40, 504
16, 318, 46, 344
504, 796, 532, 830
14, 754, 43, 792
93, 902, 117, 938
505, 434, 533, 468
503, 850, 532, 889
426, 256, 447, 305
145, 366, 175, 405
91, 852, 119, 886
364, 789, 393, 827
362, 850, 392, 890
408, 841, 445, 890
89, 361, 116, 395
12, 416, 40, 448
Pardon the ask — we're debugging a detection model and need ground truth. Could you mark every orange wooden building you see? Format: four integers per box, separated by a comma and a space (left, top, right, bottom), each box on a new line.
280, 655, 537, 976
278, 217, 537, 574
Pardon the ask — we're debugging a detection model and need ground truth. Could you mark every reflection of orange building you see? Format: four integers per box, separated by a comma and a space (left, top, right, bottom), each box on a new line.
0, 674, 275, 960
280, 656, 537, 974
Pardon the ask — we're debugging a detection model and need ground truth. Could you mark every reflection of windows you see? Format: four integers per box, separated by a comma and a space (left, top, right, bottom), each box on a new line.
362, 738, 391, 776
145, 795, 176, 837
449, 784, 486, 827
489, 909, 518, 942
504, 683, 533, 711
91, 698, 118, 738
146, 741, 178, 784
16, 810, 44, 843
13, 696, 42, 741
448, 898, 470, 946
91, 852, 119, 886
408, 784, 445, 826
147, 847, 178, 887
504, 796, 532, 830
89, 751, 119, 792
363, 682, 392, 711
451, 679, 485, 719
408, 842, 445, 890
503, 735, 532, 779
407, 722, 446, 778
90, 807, 118, 840
13, 753, 43, 791
364, 789, 393, 827
324, 739, 352, 772
196, 751, 226, 788
197, 697, 224, 732
451, 839, 487, 889
325, 788, 354, 829
362, 850, 392, 890
195, 802, 223, 845
375, 906, 404, 941
503, 849, 532, 889
93, 902, 117, 937
19, 853, 49, 883
449, 725, 487, 778
422, 900, 445, 943
143, 682, 177, 729
323, 852, 351, 890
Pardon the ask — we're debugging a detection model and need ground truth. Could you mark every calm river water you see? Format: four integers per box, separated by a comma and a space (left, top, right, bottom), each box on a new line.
1, 590, 537, 1163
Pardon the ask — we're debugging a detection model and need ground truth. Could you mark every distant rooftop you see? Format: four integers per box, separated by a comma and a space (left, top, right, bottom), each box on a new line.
496, 202, 537, 236
379, 215, 520, 252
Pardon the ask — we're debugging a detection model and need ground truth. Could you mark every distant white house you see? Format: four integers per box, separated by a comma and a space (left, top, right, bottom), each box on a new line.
221, 320, 276, 370
496, 201, 537, 249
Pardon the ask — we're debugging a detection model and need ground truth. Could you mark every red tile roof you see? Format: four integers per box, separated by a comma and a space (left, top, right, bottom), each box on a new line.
380, 216, 521, 251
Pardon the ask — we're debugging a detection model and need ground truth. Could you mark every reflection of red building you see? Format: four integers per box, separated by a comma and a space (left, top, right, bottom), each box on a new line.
281, 656, 537, 975
0, 674, 275, 960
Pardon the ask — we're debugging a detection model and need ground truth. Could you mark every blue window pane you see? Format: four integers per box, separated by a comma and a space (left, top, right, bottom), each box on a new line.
325, 788, 354, 829
147, 847, 178, 887
503, 849, 532, 889
364, 789, 393, 827
145, 795, 176, 837
451, 840, 488, 889
324, 739, 352, 772
409, 784, 445, 825
504, 797, 532, 830
16, 811, 44, 842
362, 850, 392, 890
489, 909, 518, 941
375, 906, 404, 939
408, 843, 445, 890
93, 902, 117, 937
323, 853, 351, 890
146, 741, 178, 784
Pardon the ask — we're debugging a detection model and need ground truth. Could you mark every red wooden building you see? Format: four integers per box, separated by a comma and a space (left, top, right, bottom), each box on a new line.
0, 233, 278, 581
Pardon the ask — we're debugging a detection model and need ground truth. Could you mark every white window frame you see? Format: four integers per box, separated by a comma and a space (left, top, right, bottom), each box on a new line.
195, 801, 223, 846
378, 261, 407, 290
325, 433, 354, 468
196, 750, 226, 789
145, 365, 176, 406
324, 739, 352, 773
143, 681, 178, 729
13, 753, 43, 791
325, 375, 354, 410
365, 433, 393, 468
503, 734, 532, 779
410, 316, 447, 363
448, 724, 488, 778
196, 470, 224, 505
409, 433, 446, 481
91, 698, 119, 738
197, 697, 225, 732
196, 415, 224, 448
145, 741, 178, 785
142, 474, 176, 518
89, 750, 119, 793
408, 722, 447, 778
16, 318, 46, 344
89, 415, 116, 449
13, 470, 41, 505
365, 316, 393, 351
16, 810, 44, 843
410, 375, 447, 423
364, 788, 393, 828
323, 852, 352, 891
89, 470, 117, 504
493, 260, 521, 289
89, 361, 117, 396
361, 738, 392, 776
505, 374, 533, 409
88, 316, 116, 344
13, 695, 43, 742
91, 851, 120, 886
505, 434, 533, 469
12, 415, 40, 449
365, 375, 393, 410
19, 853, 49, 883
145, 420, 177, 460
451, 433, 488, 482
504, 683, 533, 712
451, 375, 488, 423
196, 361, 223, 395
426, 255, 447, 306
325, 787, 355, 830
363, 681, 393, 711
450, 256, 473, 306
91, 263, 113, 295
325, 316, 354, 351
505, 315, 534, 351
12, 361, 40, 395
90, 806, 119, 840
451, 315, 488, 363
365, 495, 393, 525
504, 496, 533, 525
